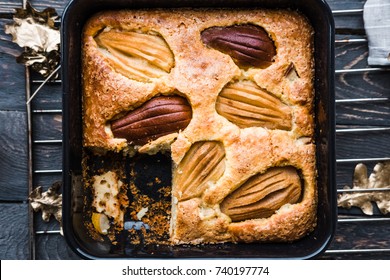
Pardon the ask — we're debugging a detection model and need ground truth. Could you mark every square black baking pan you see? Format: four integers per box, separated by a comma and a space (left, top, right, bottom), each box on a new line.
62, 0, 336, 259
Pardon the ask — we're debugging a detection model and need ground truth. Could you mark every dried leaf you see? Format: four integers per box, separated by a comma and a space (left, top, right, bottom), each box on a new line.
17, 49, 60, 78
29, 181, 62, 224
4, 2, 60, 78
13, 2, 57, 28
338, 162, 390, 215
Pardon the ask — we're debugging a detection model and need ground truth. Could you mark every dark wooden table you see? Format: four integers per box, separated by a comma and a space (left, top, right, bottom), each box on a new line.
1, 0, 389, 260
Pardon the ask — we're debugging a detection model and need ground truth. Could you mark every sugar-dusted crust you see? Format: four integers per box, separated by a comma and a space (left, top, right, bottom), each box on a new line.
82, 8, 316, 244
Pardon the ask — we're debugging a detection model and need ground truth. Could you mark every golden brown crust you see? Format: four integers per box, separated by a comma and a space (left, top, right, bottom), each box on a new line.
82, 8, 316, 244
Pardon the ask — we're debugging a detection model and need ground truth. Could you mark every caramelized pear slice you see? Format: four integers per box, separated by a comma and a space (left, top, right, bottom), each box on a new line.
173, 141, 226, 201
220, 166, 302, 222
95, 29, 174, 82
111, 96, 192, 146
216, 80, 292, 130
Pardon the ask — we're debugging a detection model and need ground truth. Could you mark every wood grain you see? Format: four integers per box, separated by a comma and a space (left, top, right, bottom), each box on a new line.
33, 173, 62, 189
35, 234, 82, 260
0, 203, 29, 259
30, 82, 62, 110
0, 1, 21, 14
336, 131, 390, 160
34, 212, 61, 231
0, 1, 71, 16
326, 0, 365, 10
336, 102, 390, 126
33, 145, 62, 170
29, 0, 72, 16
32, 113, 62, 140
328, 219, 390, 249
0, 111, 28, 201
0, 19, 28, 111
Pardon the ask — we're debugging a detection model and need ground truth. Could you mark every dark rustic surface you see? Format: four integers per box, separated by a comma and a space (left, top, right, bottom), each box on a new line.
0, 0, 389, 260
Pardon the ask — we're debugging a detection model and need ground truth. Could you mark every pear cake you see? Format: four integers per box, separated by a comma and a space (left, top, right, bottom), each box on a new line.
82, 8, 317, 244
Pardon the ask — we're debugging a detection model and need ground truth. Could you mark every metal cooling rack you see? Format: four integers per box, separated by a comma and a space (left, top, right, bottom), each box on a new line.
25, 7, 390, 259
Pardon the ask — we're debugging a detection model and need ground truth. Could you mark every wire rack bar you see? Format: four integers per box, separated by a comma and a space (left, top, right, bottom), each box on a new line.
33, 140, 62, 144
32, 109, 62, 113
34, 170, 63, 174
335, 38, 368, 43
336, 68, 390, 74
32, 79, 62, 84
35, 230, 62, 235
336, 97, 389, 103
332, 9, 364, 15
338, 217, 390, 223
337, 157, 390, 163
337, 187, 390, 193
325, 248, 390, 254
336, 127, 390, 133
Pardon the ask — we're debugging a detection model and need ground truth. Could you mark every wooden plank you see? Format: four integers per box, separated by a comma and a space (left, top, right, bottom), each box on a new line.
334, 21, 390, 129
34, 213, 61, 231
326, 0, 365, 10
0, 19, 28, 111
335, 72, 390, 101
30, 82, 62, 110
32, 113, 62, 140
336, 131, 390, 160
0, 111, 28, 201
334, 37, 390, 104
35, 234, 82, 259
0, 0, 71, 17
321, 252, 390, 260
335, 41, 369, 70
0, 203, 29, 259
33, 145, 62, 171
336, 164, 357, 187
334, 14, 365, 34
327, 219, 390, 250
29, 0, 72, 17
33, 173, 62, 189
336, 102, 390, 126
0, 1, 22, 14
